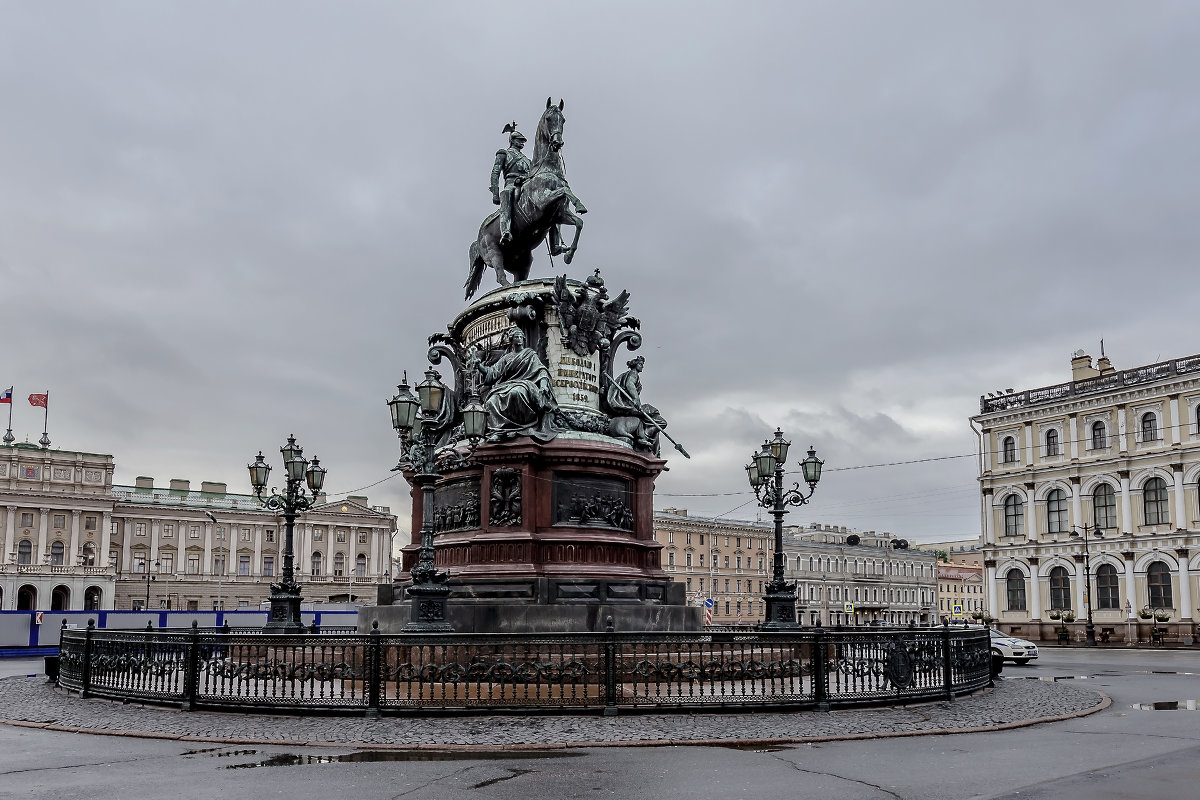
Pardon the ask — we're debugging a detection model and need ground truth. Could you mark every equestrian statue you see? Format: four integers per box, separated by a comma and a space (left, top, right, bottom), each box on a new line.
465, 98, 588, 300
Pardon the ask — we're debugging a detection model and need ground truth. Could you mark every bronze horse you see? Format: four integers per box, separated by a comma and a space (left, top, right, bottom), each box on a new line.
465, 98, 586, 300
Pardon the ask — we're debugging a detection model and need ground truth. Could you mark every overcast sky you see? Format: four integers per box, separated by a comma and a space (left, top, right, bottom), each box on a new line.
3, 2, 1199, 545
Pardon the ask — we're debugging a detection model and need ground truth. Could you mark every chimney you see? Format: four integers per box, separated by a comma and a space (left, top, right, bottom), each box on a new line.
169, 479, 190, 494
1071, 350, 1100, 381
200, 481, 227, 495
1096, 354, 1115, 375
347, 495, 368, 506
135, 476, 154, 491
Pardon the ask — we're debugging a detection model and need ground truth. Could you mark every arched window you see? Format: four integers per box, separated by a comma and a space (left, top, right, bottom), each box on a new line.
1096, 564, 1119, 609
82, 542, 96, 567
1001, 437, 1017, 463
1091, 421, 1107, 450
1140, 413, 1158, 442
50, 541, 65, 566
1003, 495, 1025, 537
1045, 429, 1060, 457
1046, 489, 1068, 534
1005, 570, 1027, 611
333, 553, 345, 576
1147, 561, 1173, 609
1143, 477, 1169, 526
356, 553, 367, 577
17, 540, 32, 565
1048, 566, 1071, 610
1093, 483, 1117, 529
310, 552, 323, 576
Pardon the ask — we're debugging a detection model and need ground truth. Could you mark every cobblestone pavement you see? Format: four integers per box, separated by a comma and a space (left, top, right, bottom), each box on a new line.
0, 676, 1106, 750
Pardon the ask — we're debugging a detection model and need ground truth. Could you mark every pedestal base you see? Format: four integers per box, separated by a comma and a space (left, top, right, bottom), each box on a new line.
404, 582, 453, 632
263, 581, 304, 634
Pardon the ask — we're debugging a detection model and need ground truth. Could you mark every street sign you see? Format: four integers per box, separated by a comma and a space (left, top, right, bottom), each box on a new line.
843, 602, 854, 613
704, 598, 714, 608
952, 603, 964, 617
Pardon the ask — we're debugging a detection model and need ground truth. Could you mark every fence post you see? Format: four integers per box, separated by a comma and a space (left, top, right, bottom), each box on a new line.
813, 624, 829, 712
366, 621, 382, 719
941, 619, 954, 701
80, 618, 95, 699
181, 620, 199, 711
603, 616, 617, 716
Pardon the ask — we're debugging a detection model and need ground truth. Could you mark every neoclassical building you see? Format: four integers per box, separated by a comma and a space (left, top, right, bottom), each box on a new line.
1, 442, 397, 611
974, 350, 1200, 643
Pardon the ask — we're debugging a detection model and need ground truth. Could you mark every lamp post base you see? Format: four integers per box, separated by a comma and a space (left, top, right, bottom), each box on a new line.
405, 582, 453, 632
761, 587, 801, 630
264, 580, 305, 633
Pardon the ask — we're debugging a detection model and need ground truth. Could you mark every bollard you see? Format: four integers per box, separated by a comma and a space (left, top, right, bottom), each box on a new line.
603, 616, 617, 716
181, 620, 200, 711
366, 621, 382, 719
813, 624, 829, 712
80, 619, 95, 699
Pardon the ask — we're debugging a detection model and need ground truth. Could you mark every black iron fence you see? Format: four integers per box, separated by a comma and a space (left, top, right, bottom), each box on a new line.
57, 620, 990, 715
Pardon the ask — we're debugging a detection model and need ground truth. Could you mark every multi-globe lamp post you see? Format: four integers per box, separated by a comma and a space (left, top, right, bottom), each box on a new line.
1069, 524, 1105, 647
388, 368, 487, 632
746, 429, 823, 630
248, 435, 326, 634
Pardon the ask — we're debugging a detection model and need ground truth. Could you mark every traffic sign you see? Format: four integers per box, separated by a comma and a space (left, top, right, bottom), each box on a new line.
843, 602, 854, 613
704, 598, 714, 608
952, 603, 964, 617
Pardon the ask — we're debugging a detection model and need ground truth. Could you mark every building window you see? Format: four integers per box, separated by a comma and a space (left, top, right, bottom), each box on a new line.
263, 556, 274, 577
1045, 429, 1060, 457
356, 553, 367, 577
49, 541, 64, 565
359, 531, 368, 544
20, 512, 33, 528
314, 529, 324, 542
1001, 436, 1017, 463
1003, 495, 1024, 537
240, 528, 251, 542
1091, 421, 1107, 450
1147, 562, 1173, 609
333, 553, 345, 576
135, 522, 147, 536
1140, 413, 1158, 442
82, 542, 96, 566
1048, 566, 1071, 610
698, 553, 704, 567
238, 555, 250, 576
53, 513, 66, 529
213, 554, 226, 575
336, 530, 347, 543
685, 552, 692, 567
311, 552, 323, 576
1046, 489, 1068, 534
134, 552, 147, 573
265, 529, 275, 543
159, 554, 173, 573
163, 524, 174, 538
1143, 477, 1169, 526
668, 551, 675, 567
187, 554, 200, 574
84, 515, 97, 531
736, 555, 742, 569
186, 600, 199, 611
724, 556, 730, 568
190, 526, 201, 539
215, 526, 225, 540
1005, 570, 1027, 611
1096, 564, 1119, 609
1093, 484, 1117, 529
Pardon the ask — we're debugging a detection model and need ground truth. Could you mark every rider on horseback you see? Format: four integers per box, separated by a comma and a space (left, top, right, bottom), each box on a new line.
491, 122, 533, 246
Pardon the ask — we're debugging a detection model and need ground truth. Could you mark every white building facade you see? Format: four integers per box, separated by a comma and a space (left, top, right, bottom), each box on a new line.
974, 350, 1200, 644
1, 442, 397, 611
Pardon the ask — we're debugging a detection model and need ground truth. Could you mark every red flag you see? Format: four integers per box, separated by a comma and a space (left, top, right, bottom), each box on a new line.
28, 394, 47, 408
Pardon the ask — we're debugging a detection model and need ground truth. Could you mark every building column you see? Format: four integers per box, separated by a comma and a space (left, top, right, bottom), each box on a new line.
122, 519, 133, 573
69, 510, 82, 567
1028, 558, 1042, 621
4, 505, 16, 563
1173, 465, 1186, 530
149, 521, 160, 565
37, 507, 49, 563
1120, 472, 1134, 534
1024, 422, 1034, 466
1177, 549, 1193, 622
1123, 552, 1137, 617
100, 511, 112, 568
1068, 413, 1079, 460
1071, 478, 1083, 529
1073, 554, 1087, 616
253, 524, 263, 576
1170, 394, 1182, 446
982, 489, 995, 544
984, 559, 998, 618
1117, 404, 1129, 454
203, 521, 213, 574
1024, 485, 1036, 540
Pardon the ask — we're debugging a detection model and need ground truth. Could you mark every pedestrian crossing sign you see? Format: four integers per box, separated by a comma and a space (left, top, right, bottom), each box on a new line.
952, 603, 964, 617
843, 602, 854, 613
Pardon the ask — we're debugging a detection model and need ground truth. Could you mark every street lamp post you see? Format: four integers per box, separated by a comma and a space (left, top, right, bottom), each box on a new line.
388, 369, 487, 632
248, 435, 327, 634
745, 429, 823, 630
1069, 524, 1105, 647
143, 559, 159, 610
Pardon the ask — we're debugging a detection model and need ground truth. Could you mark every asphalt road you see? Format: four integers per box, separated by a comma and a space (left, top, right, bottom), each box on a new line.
1, 647, 1197, 799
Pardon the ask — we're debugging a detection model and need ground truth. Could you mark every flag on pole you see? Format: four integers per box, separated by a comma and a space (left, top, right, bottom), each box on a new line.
28, 393, 47, 408
0, 388, 10, 404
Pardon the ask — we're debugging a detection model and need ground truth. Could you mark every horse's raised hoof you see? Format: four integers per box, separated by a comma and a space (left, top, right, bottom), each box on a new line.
564, 250, 576, 265
576, 204, 588, 214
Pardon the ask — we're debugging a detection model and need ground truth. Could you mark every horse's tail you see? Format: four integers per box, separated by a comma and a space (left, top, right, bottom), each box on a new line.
465, 240, 485, 300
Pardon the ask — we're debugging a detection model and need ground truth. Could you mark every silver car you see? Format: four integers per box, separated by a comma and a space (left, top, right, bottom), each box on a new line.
990, 630, 1039, 664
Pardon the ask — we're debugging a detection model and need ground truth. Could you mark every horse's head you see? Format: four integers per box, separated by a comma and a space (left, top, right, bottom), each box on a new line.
539, 97, 565, 152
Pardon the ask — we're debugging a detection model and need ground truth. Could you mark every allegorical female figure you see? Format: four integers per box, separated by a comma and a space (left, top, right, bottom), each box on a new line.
605, 356, 667, 455
472, 328, 558, 442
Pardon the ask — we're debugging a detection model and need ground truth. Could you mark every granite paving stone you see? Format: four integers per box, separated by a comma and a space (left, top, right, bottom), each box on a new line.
0, 676, 1106, 750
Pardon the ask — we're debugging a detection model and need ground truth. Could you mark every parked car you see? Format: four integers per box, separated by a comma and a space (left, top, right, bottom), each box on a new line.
990, 630, 1039, 664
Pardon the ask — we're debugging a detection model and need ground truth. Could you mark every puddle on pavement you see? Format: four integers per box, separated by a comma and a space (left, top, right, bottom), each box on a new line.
224, 750, 582, 768
1132, 700, 1200, 711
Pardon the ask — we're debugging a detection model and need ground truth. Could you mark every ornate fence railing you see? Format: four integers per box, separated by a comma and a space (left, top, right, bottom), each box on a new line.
56, 620, 990, 715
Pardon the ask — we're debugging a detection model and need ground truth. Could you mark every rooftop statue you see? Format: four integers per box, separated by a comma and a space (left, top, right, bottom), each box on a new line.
465, 98, 588, 300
